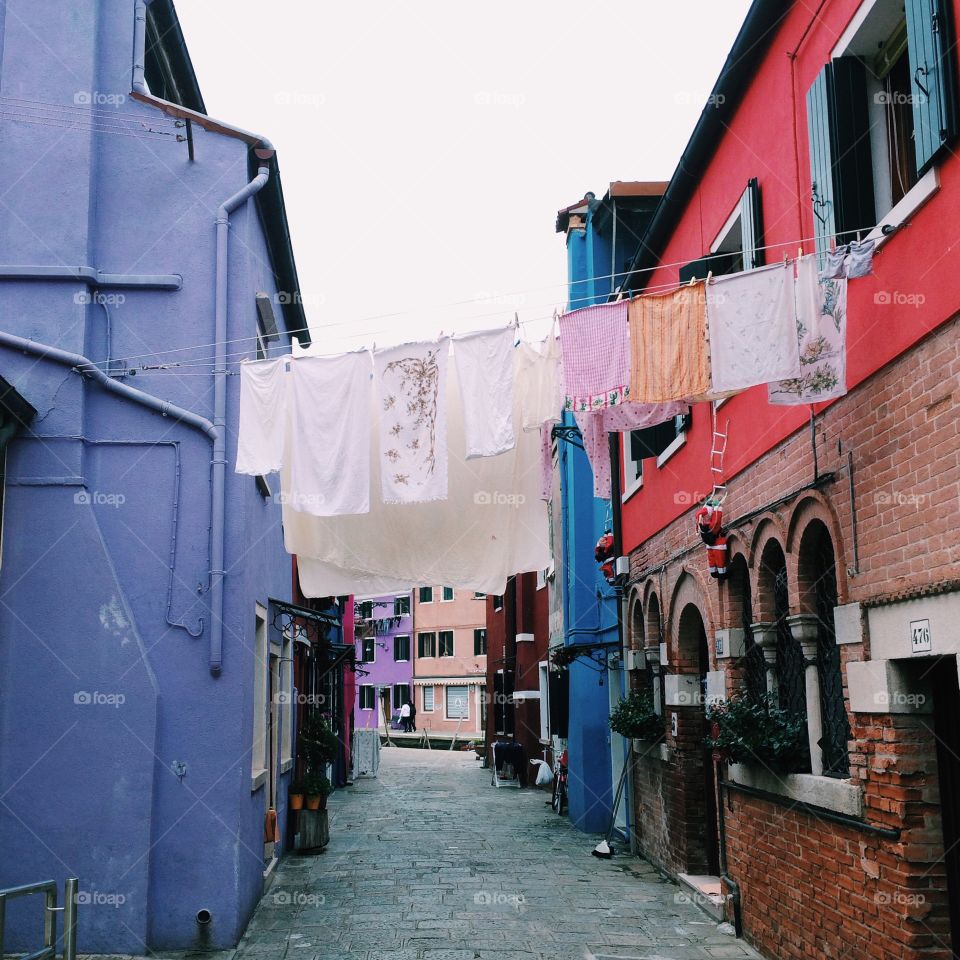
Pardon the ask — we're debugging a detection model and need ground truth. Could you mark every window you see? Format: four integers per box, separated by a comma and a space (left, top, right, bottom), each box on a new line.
422, 686, 435, 712
418, 632, 436, 658
252, 607, 268, 781
418, 586, 433, 604
493, 671, 514, 735
474, 629, 487, 656
446, 685, 469, 720
393, 683, 411, 711
474, 592, 486, 600
439, 630, 454, 657
394, 594, 410, 617
442, 587, 454, 601
359, 684, 376, 710
394, 635, 410, 662
624, 409, 692, 488
360, 636, 376, 663
356, 599, 373, 620
812, 0, 958, 262
493, 595, 503, 612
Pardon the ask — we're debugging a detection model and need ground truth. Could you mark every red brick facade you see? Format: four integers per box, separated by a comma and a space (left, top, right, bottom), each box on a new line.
625, 317, 960, 959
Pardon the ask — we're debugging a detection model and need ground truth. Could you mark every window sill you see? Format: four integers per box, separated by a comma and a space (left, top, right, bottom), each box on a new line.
251, 769, 267, 793
656, 431, 687, 469
727, 763, 862, 817
280, 758, 294, 774
622, 474, 643, 504
867, 166, 940, 250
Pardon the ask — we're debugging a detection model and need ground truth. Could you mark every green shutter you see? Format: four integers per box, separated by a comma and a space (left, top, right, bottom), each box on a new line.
807, 65, 836, 265
906, 0, 959, 173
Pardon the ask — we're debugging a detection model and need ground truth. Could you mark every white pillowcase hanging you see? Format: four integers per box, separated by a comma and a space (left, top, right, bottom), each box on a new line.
453, 326, 516, 459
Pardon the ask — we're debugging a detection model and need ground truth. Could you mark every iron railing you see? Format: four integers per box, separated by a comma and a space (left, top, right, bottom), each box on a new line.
0, 877, 77, 960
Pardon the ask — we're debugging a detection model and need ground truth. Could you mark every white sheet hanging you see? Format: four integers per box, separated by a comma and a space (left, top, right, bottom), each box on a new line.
286, 356, 550, 596
375, 338, 450, 503
453, 327, 515, 458
286, 351, 372, 516
236, 359, 288, 475
707, 262, 801, 394
517, 332, 562, 431
769, 256, 847, 405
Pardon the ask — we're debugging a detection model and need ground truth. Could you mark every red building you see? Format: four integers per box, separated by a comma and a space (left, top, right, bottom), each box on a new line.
484, 574, 551, 784
615, 1, 960, 958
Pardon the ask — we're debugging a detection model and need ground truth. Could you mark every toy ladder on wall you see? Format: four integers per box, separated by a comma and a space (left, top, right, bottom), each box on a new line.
708, 407, 730, 506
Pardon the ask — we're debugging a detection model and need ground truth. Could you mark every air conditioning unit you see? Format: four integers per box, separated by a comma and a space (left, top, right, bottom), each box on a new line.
625, 649, 645, 671
615, 556, 630, 577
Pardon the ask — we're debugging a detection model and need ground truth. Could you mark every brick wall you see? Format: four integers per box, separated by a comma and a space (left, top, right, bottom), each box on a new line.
624, 317, 960, 959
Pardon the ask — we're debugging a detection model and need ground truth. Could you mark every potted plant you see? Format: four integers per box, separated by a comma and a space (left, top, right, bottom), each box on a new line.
609, 689, 664, 747
299, 715, 341, 768
705, 693, 808, 772
303, 770, 332, 811
289, 779, 304, 811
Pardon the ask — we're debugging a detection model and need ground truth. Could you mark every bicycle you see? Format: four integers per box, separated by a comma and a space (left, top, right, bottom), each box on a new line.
550, 748, 568, 815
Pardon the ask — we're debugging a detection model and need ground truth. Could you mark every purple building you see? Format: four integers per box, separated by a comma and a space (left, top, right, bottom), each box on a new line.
354, 593, 414, 730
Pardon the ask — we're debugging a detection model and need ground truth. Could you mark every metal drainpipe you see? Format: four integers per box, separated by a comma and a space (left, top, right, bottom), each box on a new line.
0, 333, 216, 439
208, 165, 270, 675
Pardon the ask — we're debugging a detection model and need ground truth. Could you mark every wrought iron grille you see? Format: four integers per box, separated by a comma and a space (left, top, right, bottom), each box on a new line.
740, 574, 767, 703
814, 539, 851, 777
774, 565, 808, 720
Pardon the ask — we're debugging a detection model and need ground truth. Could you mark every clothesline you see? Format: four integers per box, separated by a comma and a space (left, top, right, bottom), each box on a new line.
70, 225, 884, 373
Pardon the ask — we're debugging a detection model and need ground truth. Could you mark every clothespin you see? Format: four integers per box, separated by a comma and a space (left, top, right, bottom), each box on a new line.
514, 312, 520, 330
798, 246, 803, 260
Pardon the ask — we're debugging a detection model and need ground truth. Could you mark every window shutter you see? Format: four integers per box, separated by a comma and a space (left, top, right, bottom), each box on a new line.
739, 178, 764, 270
906, 0, 959, 173
807, 65, 838, 264
830, 57, 876, 237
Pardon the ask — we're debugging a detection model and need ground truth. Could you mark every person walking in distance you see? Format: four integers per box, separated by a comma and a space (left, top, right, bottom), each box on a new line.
399, 699, 411, 733
409, 698, 417, 732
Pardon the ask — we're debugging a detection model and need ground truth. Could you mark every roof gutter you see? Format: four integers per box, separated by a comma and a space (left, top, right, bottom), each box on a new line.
618, 0, 792, 293
132, 0, 275, 158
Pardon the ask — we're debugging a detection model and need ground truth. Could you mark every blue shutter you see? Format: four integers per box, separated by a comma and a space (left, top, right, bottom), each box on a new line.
807, 65, 837, 265
906, 0, 959, 173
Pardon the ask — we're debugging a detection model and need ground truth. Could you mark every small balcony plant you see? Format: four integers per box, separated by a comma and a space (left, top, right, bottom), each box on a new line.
303, 770, 332, 811
705, 693, 807, 772
609, 690, 663, 742
289, 778, 305, 811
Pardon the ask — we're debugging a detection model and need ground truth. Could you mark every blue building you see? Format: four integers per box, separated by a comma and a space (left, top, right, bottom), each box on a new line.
553, 185, 664, 835
0, 0, 323, 952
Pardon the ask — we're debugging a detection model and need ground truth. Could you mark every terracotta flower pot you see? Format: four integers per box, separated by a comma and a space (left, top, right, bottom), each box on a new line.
289, 793, 304, 811
305, 795, 321, 811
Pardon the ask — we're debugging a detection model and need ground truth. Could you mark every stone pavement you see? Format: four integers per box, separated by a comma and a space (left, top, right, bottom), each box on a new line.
235, 748, 764, 960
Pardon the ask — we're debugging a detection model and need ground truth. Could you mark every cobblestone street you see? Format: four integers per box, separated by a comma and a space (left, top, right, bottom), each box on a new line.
236, 748, 762, 960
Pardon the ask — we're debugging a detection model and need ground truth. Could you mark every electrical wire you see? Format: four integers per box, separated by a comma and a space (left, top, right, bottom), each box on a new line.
0, 109, 185, 142
9, 224, 889, 373
0, 94, 184, 127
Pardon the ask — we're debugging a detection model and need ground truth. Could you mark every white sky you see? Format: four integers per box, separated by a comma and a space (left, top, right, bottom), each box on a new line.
176, 0, 754, 354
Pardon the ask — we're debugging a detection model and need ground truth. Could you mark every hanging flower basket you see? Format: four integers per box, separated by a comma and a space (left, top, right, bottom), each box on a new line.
609, 690, 664, 742
704, 693, 808, 772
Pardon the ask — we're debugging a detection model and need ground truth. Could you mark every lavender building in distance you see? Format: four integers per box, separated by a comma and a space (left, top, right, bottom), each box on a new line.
354, 593, 414, 730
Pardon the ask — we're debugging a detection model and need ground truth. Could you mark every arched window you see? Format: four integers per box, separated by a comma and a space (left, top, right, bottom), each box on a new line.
799, 522, 851, 778
728, 555, 765, 703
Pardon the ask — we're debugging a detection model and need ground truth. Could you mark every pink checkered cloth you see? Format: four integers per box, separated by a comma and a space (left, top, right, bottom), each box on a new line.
559, 301, 629, 411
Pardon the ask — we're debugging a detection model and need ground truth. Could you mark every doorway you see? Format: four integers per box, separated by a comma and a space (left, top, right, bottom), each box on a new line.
931, 657, 960, 956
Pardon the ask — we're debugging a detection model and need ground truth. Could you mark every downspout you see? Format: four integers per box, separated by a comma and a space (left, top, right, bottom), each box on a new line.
0, 333, 215, 439
208, 165, 270, 676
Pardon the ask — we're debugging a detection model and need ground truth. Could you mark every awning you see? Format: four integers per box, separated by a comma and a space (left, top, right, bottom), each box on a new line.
412, 676, 485, 686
